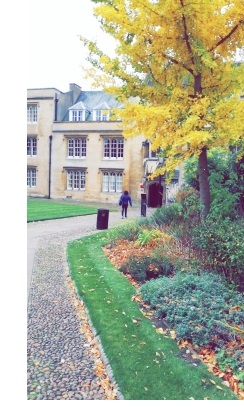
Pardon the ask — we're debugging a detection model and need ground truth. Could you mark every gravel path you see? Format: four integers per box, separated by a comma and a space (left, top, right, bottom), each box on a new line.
27, 206, 150, 400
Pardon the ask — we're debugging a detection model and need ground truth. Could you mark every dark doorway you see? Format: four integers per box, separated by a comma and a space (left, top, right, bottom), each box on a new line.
148, 183, 163, 207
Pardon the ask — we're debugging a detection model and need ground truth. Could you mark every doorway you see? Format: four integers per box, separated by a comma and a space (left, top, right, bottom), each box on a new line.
148, 183, 163, 207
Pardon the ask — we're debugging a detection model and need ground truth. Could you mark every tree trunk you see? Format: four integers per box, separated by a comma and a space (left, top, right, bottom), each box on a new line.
194, 74, 210, 217
198, 147, 211, 218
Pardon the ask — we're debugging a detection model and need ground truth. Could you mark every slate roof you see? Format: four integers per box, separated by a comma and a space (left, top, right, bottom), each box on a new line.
63, 90, 123, 121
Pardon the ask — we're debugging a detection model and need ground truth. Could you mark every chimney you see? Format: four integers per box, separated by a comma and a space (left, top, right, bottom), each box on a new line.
69, 83, 82, 103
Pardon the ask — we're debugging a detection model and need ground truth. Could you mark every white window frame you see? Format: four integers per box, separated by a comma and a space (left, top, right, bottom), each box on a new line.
27, 137, 37, 156
102, 171, 123, 192
67, 138, 86, 158
66, 170, 86, 190
93, 109, 110, 121
27, 168, 36, 187
27, 104, 37, 123
69, 110, 85, 122
103, 138, 124, 159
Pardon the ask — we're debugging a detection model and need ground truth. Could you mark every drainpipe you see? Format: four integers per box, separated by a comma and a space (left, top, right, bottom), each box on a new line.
48, 135, 53, 199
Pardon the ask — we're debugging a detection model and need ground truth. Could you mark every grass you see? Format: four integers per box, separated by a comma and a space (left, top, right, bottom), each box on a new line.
68, 232, 237, 400
27, 198, 106, 222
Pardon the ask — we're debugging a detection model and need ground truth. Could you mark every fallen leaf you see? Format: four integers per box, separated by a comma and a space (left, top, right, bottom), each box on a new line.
156, 328, 166, 334
170, 331, 176, 339
216, 385, 223, 390
210, 379, 216, 385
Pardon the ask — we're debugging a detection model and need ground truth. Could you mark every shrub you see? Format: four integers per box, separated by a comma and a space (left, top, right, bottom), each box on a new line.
174, 186, 201, 231
140, 272, 244, 376
152, 202, 183, 227
208, 171, 239, 220
135, 228, 173, 247
108, 222, 142, 242
119, 254, 174, 282
135, 228, 160, 247
191, 217, 244, 289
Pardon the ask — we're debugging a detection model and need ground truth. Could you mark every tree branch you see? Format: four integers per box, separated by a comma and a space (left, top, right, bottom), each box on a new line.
209, 21, 243, 52
180, 0, 195, 66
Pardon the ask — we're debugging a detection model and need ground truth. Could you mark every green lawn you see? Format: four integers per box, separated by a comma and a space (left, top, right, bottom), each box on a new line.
27, 198, 105, 222
68, 232, 237, 401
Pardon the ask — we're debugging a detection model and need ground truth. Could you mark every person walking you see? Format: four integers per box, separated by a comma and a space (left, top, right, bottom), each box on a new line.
119, 190, 132, 218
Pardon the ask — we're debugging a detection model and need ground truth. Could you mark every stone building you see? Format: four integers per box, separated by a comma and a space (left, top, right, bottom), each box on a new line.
27, 83, 181, 206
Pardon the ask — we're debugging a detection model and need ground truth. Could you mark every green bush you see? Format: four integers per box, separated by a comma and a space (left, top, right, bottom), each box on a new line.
119, 254, 174, 282
152, 202, 184, 227
140, 272, 244, 376
209, 171, 239, 220
107, 222, 142, 242
192, 217, 244, 289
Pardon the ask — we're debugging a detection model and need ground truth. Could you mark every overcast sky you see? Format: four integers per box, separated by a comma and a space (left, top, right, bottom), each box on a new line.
27, 0, 115, 92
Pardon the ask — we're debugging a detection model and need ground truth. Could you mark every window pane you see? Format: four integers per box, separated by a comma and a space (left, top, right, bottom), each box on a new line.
27, 169, 36, 187
102, 172, 109, 191
102, 110, 108, 121
102, 171, 123, 192
74, 171, 79, 189
27, 137, 37, 156
74, 139, 80, 157
118, 139, 124, 158
27, 138, 31, 155
103, 138, 123, 159
66, 170, 86, 190
116, 173, 123, 192
104, 139, 110, 158
32, 138, 37, 155
96, 110, 102, 121
109, 172, 116, 191
68, 138, 86, 158
27, 169, 30, 187
80, 172, 85, 189
67, 171, 73, 189
27, 105, 37, 122
111, 139, 117, 158
81, 139, 86, 157
68, 139, 74, 157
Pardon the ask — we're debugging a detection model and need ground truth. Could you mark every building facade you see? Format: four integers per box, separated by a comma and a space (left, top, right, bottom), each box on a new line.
27, 83, 181, 206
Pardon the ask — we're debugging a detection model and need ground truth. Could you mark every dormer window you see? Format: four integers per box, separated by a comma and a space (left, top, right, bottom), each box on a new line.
71, 110, 84, 121
93, 101, 111, 121
68, 101, 87, 122
95, 109, 110, 121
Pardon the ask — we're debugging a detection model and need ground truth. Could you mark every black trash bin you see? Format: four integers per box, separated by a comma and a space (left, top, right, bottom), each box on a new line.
96, 209, 109, 230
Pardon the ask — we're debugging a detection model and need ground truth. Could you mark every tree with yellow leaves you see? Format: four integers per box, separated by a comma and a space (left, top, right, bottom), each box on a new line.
82, 0, 244, 216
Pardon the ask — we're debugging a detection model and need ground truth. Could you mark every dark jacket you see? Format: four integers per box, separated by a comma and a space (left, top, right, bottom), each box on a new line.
120, 193, 132, 206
